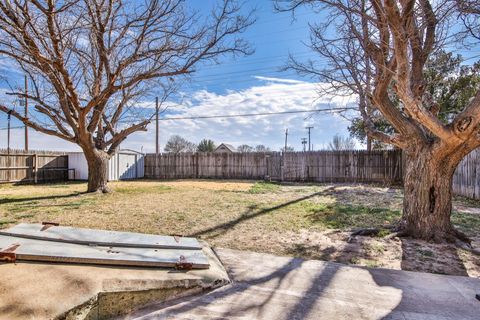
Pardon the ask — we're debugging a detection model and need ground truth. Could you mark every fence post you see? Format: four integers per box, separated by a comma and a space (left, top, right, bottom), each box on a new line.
281, 152, 285, 182
33, 153, 38, 184
195, 153, 199, 178
6, 150, 10, 182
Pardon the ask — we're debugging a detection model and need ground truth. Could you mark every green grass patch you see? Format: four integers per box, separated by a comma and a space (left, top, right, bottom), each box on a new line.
0, 219, 17, 226
416, 248, 435, 257
248, 181, 280, 194
451, 211, 480, 235
299, 202, 401, 230
377, 229, 392, 237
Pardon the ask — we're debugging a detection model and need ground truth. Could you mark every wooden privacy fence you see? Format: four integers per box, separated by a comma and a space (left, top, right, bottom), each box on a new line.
144, 150, 404, 184
453, 148, 480, 200
0, 149, 69, 183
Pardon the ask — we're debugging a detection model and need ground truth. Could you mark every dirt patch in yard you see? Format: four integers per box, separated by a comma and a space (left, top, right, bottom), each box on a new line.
0, 180, 479, 277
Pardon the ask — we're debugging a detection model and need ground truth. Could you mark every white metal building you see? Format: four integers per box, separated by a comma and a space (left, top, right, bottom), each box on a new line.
68, 149, 144, 181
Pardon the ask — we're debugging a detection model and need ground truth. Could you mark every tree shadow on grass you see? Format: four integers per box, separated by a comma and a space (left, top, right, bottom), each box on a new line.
0, 192, 86, 205
188, 186, 337, 239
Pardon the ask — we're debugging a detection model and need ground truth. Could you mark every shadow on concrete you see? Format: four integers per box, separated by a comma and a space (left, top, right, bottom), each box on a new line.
131, 242, 479, 320
133, 237, 390, 320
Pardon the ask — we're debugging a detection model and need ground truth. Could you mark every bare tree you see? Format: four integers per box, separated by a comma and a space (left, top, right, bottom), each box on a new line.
328, 134, 356, 150
164, 135, 196, 153
237, 144, 253, 152
457, 0, 480, 39
0, 0, 254, 192
277, 0, 480, 242
254, 144, 270, 152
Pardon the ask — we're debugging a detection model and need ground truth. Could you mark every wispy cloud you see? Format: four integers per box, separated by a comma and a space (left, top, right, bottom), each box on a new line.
254, 76, 306, 84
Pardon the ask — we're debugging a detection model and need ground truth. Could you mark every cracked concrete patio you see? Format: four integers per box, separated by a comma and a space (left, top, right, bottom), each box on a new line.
128, 248, 480, 320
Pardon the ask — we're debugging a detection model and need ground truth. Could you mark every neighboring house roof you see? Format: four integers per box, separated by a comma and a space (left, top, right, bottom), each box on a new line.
215, 143, 237, 152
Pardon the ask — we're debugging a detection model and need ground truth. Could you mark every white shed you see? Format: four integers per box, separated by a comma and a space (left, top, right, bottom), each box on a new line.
68, 149, 144, 181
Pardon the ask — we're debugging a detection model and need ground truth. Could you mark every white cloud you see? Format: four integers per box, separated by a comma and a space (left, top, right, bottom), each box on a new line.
0, 77, 359, 152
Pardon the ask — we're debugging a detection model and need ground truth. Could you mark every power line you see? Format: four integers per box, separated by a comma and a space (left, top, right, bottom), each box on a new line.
185, 52, 480, 84
0, 125, 24, 130
0, 107, 356, 130
156, 107, 355, 121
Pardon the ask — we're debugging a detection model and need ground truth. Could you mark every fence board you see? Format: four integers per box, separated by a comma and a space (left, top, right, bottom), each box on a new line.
453, 149, 480, 199
0, 149, 68, 183
144, 150, 404, 184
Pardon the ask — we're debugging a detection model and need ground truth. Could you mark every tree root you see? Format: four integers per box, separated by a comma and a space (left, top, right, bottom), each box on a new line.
452, 228, 471, 245
347, 225, 398, 242
348, 224, 474, 247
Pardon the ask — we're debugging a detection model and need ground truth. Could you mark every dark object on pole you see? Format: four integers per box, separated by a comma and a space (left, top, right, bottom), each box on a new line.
7, 110, 11, 153
301, 138, 307, 152
476, 293, 480, 301
306, 126, 314, 151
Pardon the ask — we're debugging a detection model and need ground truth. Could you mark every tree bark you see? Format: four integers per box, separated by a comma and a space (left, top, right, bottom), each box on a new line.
83, 148, 111, 193
401, 149, 463, 242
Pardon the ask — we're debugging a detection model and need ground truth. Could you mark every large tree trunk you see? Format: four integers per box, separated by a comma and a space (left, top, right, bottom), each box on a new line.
401, 149, 463, 242
83, 148, 111, 193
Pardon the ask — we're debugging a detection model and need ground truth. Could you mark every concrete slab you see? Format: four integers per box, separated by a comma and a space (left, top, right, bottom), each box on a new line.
129, 248, 480, 320
0, 242, 228, 320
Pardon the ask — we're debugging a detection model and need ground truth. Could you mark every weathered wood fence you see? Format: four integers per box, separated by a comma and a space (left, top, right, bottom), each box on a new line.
144, 150, 404, 184
2, 147, 480, 200
453, 148, 480, 199
0, 149, 69, 183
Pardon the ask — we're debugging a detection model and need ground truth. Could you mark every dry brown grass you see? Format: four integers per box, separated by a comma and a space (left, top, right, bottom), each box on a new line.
1, 179, 479, 277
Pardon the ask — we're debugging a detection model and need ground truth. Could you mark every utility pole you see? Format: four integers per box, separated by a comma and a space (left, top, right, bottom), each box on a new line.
306, 126, 314, 151
301, 138, 307, 152
155, 96, 159, 156
281, 128, 288, 182
24, 75, 28, 151
155, 97, 159, 178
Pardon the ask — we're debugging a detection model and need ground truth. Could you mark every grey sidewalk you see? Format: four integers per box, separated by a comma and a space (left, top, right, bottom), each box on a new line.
130, 248, 480, 320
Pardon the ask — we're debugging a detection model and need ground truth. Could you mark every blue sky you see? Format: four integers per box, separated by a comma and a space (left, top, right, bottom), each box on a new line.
0, 1, 479, 152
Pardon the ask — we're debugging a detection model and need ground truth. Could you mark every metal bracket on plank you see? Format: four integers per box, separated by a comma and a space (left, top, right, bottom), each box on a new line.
175, 255, 193, 270
41, 222, 59, 231
172, 234, 183, 243
0, 244, 20, 263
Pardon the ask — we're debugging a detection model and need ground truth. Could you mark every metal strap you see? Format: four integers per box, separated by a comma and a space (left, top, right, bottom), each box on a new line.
0, 244, 20, 263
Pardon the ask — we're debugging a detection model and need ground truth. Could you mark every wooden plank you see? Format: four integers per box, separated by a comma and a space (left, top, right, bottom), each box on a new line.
0, 149, 67, 183
0, 223, 202, 250
0, 235, 209, 269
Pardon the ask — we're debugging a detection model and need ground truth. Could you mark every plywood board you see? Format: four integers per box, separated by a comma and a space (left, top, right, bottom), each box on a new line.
0, 223, 201, 250
0, 235, 209, 268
